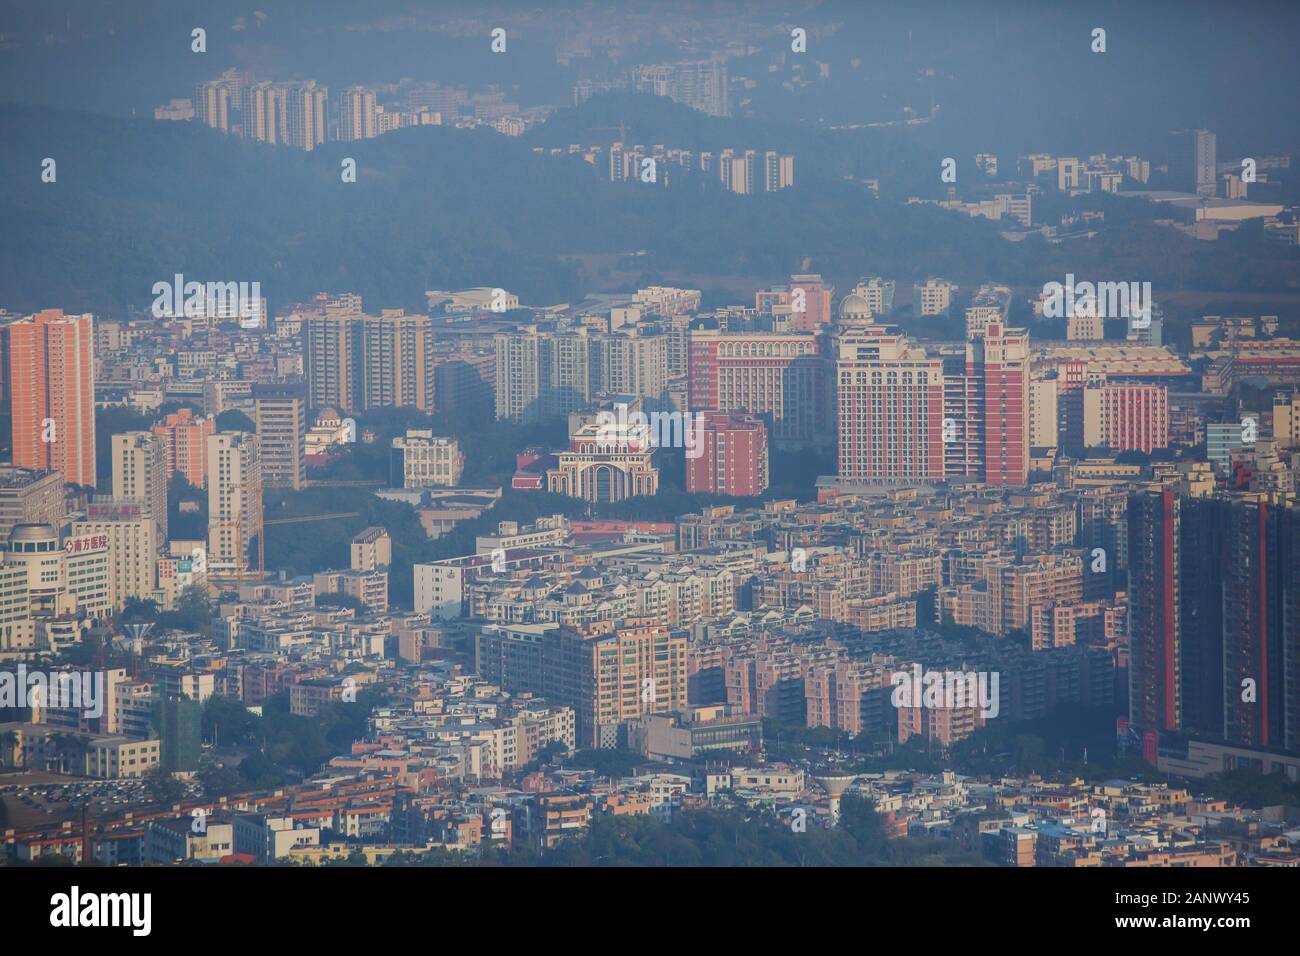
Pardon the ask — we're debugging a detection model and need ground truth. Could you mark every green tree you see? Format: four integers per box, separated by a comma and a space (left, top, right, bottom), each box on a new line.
202, 695, 260, 747
121, 597, 161, 622
158, 585, 213, 634
315, 592, 365, 612
215, 409, 255, 432
168, 472, 208, 540
144, 767, 185, 806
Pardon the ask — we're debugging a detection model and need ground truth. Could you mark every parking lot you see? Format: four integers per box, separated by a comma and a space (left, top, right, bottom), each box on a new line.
0, 771, 203, 829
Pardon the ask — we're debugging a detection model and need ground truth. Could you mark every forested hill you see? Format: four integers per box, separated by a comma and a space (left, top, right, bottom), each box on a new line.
1, 96, 1296, 320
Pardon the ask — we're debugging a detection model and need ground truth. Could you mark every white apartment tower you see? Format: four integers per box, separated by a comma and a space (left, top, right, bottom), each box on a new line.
207, 432, 262, 575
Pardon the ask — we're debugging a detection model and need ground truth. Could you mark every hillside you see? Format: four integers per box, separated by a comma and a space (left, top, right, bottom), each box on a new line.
1, 98, 1297, 320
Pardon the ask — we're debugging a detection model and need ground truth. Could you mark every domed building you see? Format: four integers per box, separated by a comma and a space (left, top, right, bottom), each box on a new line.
838, 292, 875, 327
0, 523, 111, 652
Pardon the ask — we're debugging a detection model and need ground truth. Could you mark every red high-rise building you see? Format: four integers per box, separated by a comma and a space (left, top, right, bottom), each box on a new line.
686, 411, 769, 496
9, 309, 96, 488
942, 324, 1031, 485
151, 407, 216, 489
976, 323, 1030, 485
687, 329, 831, 448
1127, 487, 1181, 738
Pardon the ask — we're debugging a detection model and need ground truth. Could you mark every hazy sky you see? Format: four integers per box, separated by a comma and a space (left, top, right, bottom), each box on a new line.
2, 0, 1298, 158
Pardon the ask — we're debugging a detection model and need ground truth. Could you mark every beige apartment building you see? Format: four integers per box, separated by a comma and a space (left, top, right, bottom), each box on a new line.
111, 431, 168, 540
254, 385, 307, 490
207, 431, 262, 575
71, 514, 158, 606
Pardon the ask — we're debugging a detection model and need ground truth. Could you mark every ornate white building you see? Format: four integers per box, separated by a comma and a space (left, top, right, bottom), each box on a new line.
546, 421, 659, 503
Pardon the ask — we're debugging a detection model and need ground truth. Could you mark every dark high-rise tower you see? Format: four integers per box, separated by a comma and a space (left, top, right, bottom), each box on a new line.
1127, 487, 1181, 735
1129, 488, 1300, 756
1220, 496, 1295, 750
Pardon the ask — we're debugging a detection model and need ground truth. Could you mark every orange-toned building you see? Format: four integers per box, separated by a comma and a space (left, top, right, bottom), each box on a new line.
150, 407, 215, 488
9, 310, 96, 488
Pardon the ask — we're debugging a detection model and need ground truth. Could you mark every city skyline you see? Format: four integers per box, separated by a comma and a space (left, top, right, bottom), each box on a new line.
0, 0, 1296, 936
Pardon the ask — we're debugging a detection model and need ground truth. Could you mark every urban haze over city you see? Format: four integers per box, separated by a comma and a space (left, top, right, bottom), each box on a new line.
0, 0, 1298, 922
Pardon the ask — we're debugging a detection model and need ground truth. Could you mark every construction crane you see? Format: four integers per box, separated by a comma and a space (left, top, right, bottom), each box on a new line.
264, 513, 361, 526
207, 478, 260, 589
258, 512, 361, 573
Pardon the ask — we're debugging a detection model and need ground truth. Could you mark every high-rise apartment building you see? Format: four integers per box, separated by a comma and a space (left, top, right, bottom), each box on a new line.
763, 151, 795, 191
0, 466, 66, 541
1082, 384, 1169, 454
545, 329, 599, 416
150, 408, 215, 489
688, 329, 831, 448
303, 308, 360, 412
913, 278, 957, 317
1129, 488, 1300, 756
194, 69, 247, 134
336, 86, 379, 141
303, 308, 434, 414
601, 329, 668, 403
207, 432, 262, 575
836, 326, 945, 483
1127, 487, 1181, 740
111, 432, 168, 541
942, 323, 1031, 484
632, 60, 729, 117
972, 324, 1030, 485
243, 81, 288, 145
494, 327, 546, 422
1195, 129, 1217, 198
477, 618, 688, 748
1180, 494, 1300, 754
1029, 377, 1060, 448
71, 513, 158, 607
253, 385, 307, 490
492, 325, 673, 422
1272, 391, 1300, 448
8, 309, 96, 488
433, 350, 495, 420
842, 277, 895, 320
359, 310, 433, 411
285, 81, 329, 151
194, 80, 232, 133
1217, 495, 1297, 751
685, 411, 769, 496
